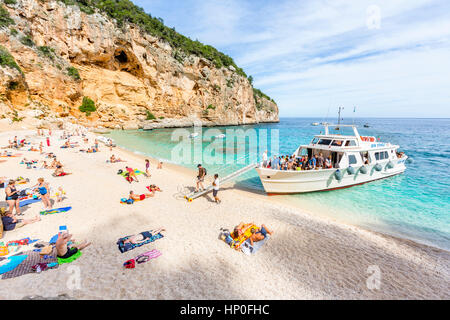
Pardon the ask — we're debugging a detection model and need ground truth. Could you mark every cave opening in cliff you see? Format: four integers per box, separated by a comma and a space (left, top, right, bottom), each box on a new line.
115, 50, 128, 63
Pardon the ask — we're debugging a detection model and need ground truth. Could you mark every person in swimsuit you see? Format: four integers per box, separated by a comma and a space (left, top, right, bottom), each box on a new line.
123, 228, 166, 244
232, 222, 254, 238
2, 213, 40, 232
33, 178, 52, 209
56, 232, 91, 260
249, 224, 273, 246
145, 159, 151, 177
129, 190, 155, 201
5, 180, 21, 216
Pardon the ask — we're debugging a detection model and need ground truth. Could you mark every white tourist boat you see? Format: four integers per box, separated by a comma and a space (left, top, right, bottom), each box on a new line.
255, 124, 408, 194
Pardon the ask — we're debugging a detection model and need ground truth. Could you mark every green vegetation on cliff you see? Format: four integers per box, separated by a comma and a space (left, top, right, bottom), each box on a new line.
0, 5, 14, 28
0, 45, 22, 74
79, 96, 96, 116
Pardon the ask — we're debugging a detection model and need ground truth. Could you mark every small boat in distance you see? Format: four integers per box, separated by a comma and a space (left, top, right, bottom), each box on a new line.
364, 123, 370, 128
255, 124, 408, 193
311, 122, 319, 126
188, 132, 199, 139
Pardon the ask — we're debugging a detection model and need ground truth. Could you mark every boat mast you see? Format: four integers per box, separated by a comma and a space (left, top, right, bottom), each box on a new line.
336, 106, 344, 130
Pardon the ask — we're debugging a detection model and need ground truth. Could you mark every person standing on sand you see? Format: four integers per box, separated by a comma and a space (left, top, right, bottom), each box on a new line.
5, 180, 21, 216
46, 136, 50, 147
145, 159, 151, 177
195, 164, 206, 192
33, 178, 52, 209
212, 173, 221, 204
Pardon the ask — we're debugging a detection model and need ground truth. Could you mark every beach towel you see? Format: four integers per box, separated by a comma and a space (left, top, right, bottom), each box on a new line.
135, 249, 162, 264
0, 254, 28, 275
57, 250, 82, 264
19, 198, 41, 207
40, 206, 72, 215
240, 235, 271, 255
1, 249, 58, 279
117, 232, 164, 253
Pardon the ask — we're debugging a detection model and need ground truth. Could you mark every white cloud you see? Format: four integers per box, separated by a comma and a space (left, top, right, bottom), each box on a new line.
135, 0, 450, 117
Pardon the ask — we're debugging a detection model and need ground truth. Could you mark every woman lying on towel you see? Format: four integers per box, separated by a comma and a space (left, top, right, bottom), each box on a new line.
123, 228, 166, 244
146, 184, 162, 192
56, 232, 91, 263
108, 154, 125, 163
53, 167, 72, 177
129, 190, 155, 201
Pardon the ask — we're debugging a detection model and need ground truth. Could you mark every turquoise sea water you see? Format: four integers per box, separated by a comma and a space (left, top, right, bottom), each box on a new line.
105, 118, 450, 251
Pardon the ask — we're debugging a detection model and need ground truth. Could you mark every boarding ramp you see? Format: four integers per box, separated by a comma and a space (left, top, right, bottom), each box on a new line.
183, 162, 258, 202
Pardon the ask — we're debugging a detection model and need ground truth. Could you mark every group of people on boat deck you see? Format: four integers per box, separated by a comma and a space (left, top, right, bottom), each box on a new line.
261, 151, 333, 171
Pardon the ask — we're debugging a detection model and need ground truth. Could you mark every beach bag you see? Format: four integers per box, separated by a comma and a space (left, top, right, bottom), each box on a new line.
0, 245, 8, 256
126, 199, 134, 205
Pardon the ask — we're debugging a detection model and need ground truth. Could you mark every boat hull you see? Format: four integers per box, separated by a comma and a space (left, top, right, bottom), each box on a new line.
255, 159, 407, 194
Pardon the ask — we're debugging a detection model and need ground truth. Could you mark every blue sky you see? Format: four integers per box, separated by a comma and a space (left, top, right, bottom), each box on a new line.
133, 0, 450, 118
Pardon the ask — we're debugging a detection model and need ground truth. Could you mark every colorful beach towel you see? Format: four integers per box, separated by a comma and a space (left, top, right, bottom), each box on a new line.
117, 232, 164, 253
40, 206, 72, 215
57, 250, 82, 265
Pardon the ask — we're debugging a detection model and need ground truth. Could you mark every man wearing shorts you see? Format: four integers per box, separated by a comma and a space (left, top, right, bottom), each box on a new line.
212, 173, 220, 204
195, 164, 206, 192
249, 224, 273, 246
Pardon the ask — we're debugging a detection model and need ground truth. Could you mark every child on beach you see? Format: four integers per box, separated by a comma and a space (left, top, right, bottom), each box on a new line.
55, 187, 66, 202
145, 159, 151, 177
157, 160, 163, 169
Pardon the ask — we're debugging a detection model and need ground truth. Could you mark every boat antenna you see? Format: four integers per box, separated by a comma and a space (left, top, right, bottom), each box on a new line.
352, 106, 356, 125
336, 106, 344, 130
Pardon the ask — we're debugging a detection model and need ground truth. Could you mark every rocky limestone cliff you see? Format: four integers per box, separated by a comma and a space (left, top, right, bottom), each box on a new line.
0, 0, 279, 130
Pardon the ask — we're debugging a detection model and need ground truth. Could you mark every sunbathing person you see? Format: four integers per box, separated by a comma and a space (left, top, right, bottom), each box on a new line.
1, 213, 41, 232
146, 184, 162, 192
53, 167, 72, 176
123, 228, 166, 244
233, 222, 254, 238
248, 224, 273, 246
109, 155, 124, 163
56, 232, 91, 260
129, 190, 155, 201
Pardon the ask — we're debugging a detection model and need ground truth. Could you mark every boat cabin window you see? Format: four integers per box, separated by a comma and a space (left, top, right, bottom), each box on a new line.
348, 155, 358, 165
311, 138, 319, 144
345, 140, 357, 147
317, 139, 332, 145
375, 151, 390, 160
331, 140, 343, 146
